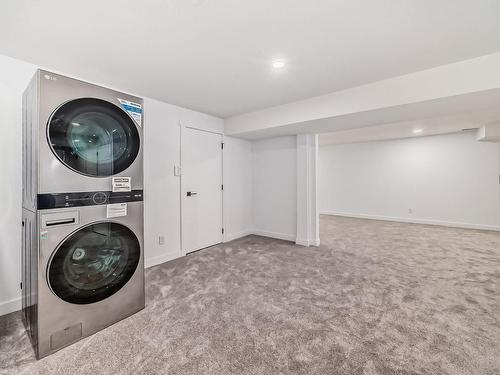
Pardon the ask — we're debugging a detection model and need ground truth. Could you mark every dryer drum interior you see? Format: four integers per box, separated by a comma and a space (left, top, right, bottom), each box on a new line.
47, 98, 140, 177
48, 222, 140, 304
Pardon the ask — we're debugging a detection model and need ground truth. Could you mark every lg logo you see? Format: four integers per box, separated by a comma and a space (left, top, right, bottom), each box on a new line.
43, 74, 57, 81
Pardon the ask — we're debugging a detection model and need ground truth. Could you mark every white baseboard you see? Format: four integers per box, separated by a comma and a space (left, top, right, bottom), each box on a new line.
224, 229, 254, 242
228, 229, 314, 244
0, 296, 21, 317
312, 238, 321, 246
296, 238, 321, 247
144, 251, 182, 269
227, 229, 316, 244
253, 229, 296, 242
320, 210, 500, 232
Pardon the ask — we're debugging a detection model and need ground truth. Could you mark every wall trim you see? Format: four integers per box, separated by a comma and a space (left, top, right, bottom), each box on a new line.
144, 251, 182, 269
312, 238, 321, 246
224, 229, 254, 242
0, 296, 22, 317
253, 229, 296, 242
296, 238, 321, 247
320, 210, 500, 232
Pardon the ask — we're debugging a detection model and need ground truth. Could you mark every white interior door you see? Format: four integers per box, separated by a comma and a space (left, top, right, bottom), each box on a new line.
181, 127, 223, 254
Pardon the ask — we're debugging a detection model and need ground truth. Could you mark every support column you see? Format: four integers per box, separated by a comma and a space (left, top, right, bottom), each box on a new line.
296, 134, 320, 247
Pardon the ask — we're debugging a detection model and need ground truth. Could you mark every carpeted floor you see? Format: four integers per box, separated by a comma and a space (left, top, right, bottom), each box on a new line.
1, 216, 499, 374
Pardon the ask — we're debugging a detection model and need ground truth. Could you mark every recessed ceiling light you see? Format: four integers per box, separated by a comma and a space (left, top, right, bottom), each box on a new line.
272, 60, 285, 69
413, 128, 423, 134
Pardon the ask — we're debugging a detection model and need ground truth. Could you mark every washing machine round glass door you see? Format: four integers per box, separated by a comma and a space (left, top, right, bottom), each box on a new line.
47, 98, 140, 177
48, 222, 140, 304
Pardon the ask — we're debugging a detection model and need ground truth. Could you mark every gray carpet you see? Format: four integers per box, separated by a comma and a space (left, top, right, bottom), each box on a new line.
1, 216, 499, 374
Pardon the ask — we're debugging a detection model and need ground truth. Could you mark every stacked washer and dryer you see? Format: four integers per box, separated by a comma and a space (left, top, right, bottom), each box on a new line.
22, 70, 145, 359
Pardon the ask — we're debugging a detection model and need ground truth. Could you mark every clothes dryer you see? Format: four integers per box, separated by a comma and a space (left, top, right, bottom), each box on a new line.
24, 69, 143, 200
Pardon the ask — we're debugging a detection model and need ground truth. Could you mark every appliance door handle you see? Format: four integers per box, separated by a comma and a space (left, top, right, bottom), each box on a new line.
45, 218, 76, 227
186, 191, 198, 197
41, 210, 79, 228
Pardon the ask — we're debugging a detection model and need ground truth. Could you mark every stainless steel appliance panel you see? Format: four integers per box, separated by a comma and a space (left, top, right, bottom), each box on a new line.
35, 202, 144, 358
36, 70, 144, 194
22, 208, 39, 357
22, 74, 39, 211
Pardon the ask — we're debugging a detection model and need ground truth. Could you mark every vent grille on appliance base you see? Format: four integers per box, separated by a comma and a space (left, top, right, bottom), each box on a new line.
50, 323, 82, 351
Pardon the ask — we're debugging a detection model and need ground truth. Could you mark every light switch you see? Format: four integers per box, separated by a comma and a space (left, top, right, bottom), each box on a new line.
174, 165, 182, 176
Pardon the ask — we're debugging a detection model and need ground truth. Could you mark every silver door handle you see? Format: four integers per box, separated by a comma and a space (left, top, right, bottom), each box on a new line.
186, 191, 198, 197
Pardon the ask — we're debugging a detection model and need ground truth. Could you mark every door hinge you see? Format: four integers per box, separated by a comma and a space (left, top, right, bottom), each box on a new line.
20, 282, 22, 290
221, 184, 224, 190
221, 142, 224, 150
222, 228, 224, 234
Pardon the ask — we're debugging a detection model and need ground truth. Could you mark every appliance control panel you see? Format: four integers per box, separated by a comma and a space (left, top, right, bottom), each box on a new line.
37, 190, 143, 209
92, 192, 108, 205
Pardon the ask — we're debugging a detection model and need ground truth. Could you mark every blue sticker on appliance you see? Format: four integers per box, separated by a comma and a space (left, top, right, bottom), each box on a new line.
118, 98, 143, 126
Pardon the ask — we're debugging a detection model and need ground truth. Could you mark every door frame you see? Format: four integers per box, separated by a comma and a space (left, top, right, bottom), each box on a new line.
179, 123, 224, 255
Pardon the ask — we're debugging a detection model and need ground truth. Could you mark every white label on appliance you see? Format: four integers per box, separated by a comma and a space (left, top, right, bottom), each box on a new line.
112, 177, 131, 192
118, 98, 142, 126
106, 203, 127, 218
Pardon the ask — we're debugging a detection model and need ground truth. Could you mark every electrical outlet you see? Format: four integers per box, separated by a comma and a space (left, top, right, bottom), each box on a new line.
159, 235, 165, 245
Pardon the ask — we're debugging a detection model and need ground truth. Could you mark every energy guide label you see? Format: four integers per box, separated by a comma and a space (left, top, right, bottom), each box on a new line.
118, 98, 142, 126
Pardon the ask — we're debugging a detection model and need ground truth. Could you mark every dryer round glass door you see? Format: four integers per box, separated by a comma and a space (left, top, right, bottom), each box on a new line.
47, 98, 140, 177
48, 222, 141, 304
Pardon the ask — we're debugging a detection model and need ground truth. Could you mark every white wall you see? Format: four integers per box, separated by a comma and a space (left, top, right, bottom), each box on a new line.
0, 54, 224, 315
0, 55, 37, 316
252, 136, 297, 240
144, 98, 223, 268
222, 136, 253, 241
319, 132, 500, 230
